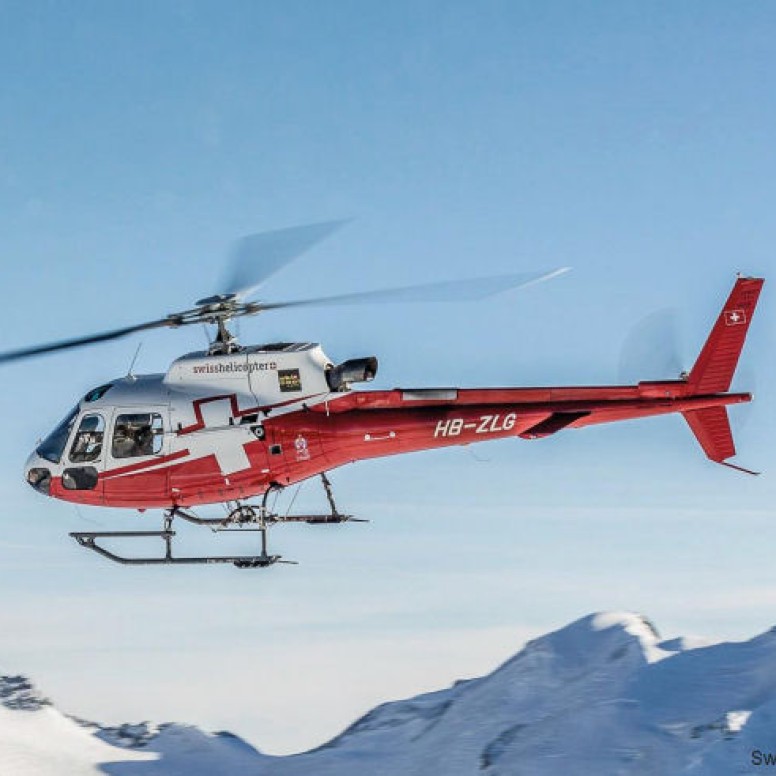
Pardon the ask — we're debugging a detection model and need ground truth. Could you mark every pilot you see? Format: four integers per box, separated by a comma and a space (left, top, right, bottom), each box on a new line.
71, 431, 102, 461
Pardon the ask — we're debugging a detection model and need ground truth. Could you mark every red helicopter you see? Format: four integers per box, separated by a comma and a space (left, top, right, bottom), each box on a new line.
17, 222, 763, 568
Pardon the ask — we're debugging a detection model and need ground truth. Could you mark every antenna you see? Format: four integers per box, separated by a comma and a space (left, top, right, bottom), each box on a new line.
127, 341, 143, 379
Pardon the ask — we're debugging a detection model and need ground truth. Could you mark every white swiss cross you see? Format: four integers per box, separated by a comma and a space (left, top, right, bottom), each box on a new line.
724, 309, 746, 326
183, 429, 252, 475
181, 398, 252, 475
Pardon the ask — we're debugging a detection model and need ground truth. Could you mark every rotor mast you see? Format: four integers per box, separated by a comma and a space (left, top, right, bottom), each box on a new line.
192, 294, 257, 355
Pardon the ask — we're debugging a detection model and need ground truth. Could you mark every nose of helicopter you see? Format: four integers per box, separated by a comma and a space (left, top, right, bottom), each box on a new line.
25, 451, 52, 496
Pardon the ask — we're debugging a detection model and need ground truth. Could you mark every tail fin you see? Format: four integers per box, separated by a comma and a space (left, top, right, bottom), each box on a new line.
682, 276, 763, 474
683, 406, 757, 474
686, 276, 764, 394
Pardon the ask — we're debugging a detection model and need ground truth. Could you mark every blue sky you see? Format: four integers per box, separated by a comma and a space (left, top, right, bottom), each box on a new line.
1, 0, 776, 754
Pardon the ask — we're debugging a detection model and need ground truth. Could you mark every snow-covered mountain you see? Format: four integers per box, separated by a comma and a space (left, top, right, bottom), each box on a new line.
3, 612, 776, 775
0, 673, 265, 775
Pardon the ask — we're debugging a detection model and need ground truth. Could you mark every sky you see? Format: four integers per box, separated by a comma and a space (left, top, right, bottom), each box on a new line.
1, 0, 776, 755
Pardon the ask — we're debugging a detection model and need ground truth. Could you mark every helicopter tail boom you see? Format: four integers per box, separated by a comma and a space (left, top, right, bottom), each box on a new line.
311, 276, 763, 471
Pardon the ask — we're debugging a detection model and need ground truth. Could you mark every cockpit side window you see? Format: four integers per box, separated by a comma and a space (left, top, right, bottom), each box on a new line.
36, 407, 78, 464
69, 413, 105, 463
112, 413, 164, 459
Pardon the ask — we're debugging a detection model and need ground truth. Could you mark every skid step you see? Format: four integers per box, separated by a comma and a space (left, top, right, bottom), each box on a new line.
278, 513, 367, 524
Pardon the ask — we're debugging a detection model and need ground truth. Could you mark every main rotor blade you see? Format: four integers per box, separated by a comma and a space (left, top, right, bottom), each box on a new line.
0, 318, 176, 365
0, 262, 568, 365
259, 267, 570, 311
220, 219, 349, 300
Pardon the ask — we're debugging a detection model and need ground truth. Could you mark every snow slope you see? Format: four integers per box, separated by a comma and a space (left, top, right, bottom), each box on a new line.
0, 675, 265, 775
0, 676, 150, 776
3, 612, 776, 775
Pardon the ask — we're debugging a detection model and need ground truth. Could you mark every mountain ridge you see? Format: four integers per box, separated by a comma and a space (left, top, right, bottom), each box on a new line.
3, 611, 775, 775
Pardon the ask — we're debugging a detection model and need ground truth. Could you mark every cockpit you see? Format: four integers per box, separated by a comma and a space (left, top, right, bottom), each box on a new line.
25, 380, 167, 497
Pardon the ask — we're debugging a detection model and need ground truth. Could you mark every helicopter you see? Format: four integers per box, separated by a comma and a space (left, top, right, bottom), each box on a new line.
16, 221, 763, 568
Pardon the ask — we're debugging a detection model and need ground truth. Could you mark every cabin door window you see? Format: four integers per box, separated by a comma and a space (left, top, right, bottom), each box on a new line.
112, 413, 164, 458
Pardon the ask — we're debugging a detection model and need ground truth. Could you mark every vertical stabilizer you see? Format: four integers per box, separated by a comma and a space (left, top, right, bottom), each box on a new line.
684, 406, 734, 462
683, 405, 758, 474
686, 277, 763, 394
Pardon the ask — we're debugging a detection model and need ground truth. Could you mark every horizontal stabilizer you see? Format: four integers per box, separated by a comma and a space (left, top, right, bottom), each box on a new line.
520, 411, 589, 439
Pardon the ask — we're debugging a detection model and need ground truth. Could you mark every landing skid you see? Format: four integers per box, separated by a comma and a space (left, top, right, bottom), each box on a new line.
69, 474, 363, 569
70, 531, 288, 567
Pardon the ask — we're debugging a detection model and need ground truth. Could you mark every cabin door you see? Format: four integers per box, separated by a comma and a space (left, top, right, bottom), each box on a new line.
102, 406, 171, 505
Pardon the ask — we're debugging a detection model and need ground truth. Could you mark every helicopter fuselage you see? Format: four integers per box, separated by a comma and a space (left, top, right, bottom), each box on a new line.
24, 274, 762, 512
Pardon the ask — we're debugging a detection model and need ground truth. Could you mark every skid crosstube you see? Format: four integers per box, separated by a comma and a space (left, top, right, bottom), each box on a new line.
69, 530, 290, 568
69, 474, 361, 569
